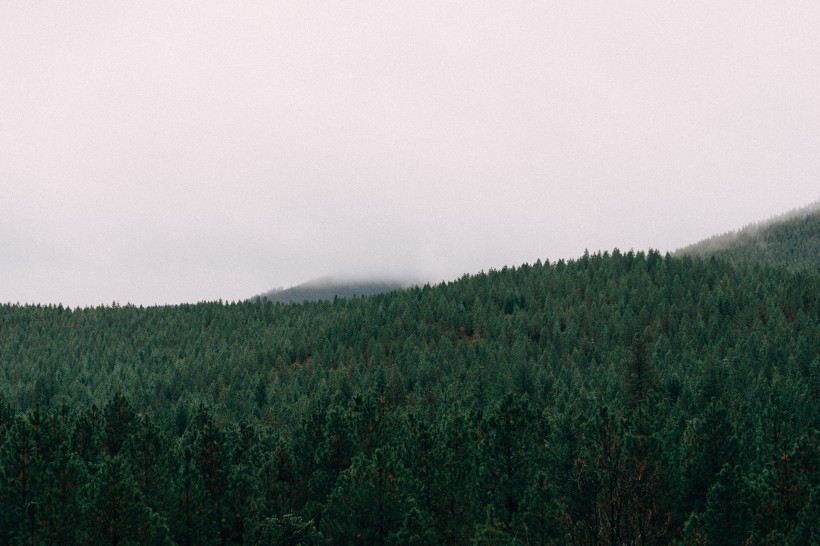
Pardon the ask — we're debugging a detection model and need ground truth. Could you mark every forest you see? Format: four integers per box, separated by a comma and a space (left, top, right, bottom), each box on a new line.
0, 214, 818, 544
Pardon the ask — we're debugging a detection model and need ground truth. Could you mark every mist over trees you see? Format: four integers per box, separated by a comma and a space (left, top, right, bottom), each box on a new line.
675, 200, 820, 270
254, 276, 412, 304
0, 216, 818, 544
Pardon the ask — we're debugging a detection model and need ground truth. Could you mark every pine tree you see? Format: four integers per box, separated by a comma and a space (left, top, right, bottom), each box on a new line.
185, 404, 232, 546
85, 454, 172, 546
678, 399, 739, 517
73, 404, 104, 470
0, 412, 41, 545
510, 470, 565, 546
248, 512, 322, 546
102, 393, 138, 458
623, 335, 658, 408
683, 464, 752, 546
471, 504, 522, 546
429, 408, 480, 545
122, 414, 176, 530
477, 394, 538, 529
172, 444, 219, 546
320, 448, 409, 545
305, 404, 354, 525
388, 503, 438, 546
37, 441, 87, 545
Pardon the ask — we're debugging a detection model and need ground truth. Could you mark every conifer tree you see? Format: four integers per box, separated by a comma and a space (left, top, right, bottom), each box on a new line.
248, 512, 322, 546
478, 394, 539, 529
320, 448, 409, 545
429, 407, 480, 545
678, 399, 739, 517
623, 335, 658, 408
36, 441, 87, 545
0, 413, 41, 545
86, 454, 172, 546
123, 413, 176, 529
172, 444, 220, 546
683, 464, 752, 546
388, 503, 438, 546
510, 470, 565, 546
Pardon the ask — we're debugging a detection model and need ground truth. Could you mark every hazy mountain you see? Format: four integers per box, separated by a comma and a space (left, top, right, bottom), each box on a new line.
253, 275, 416, 303
674, 200, 820, 270
255, 200, 820, 305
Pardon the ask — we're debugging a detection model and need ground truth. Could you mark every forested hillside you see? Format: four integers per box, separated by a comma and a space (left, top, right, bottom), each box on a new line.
675, 201, 820, 270
1, 250, 818, 544
255, 277, 410, 304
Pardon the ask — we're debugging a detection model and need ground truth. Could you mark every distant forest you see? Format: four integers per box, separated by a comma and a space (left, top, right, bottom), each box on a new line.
676, 200, 820, 270
255, 277, 409, 304
0, 213, 818, 544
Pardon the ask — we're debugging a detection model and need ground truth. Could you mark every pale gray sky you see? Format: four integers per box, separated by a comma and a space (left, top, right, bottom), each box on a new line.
2, 2, 818, 306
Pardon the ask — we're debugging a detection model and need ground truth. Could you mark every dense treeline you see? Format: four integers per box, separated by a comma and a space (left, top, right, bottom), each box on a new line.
1, 250, 818, 544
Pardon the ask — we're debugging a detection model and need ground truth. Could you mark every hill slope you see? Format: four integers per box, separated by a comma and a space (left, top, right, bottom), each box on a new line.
2, 205, 820, 543
1, 250, 817, 544
254, 276, 412, 303
675, 200, 820, 269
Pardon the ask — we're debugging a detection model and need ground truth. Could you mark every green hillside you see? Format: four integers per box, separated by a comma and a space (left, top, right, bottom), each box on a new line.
2, 247, 817, 544
675, 201, 820, 269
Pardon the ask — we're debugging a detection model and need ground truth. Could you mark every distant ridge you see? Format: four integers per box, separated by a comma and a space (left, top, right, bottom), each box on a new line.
253, 276, 413, 303
254, 201, 820, 305
675, 200, 820, 270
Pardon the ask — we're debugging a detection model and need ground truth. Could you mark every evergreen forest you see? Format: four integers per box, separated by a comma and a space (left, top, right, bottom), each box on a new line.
676, 201, 820, 270
0, 214, 818, 545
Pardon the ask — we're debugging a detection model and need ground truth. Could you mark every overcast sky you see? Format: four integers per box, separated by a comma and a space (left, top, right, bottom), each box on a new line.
2, 2, 818, 307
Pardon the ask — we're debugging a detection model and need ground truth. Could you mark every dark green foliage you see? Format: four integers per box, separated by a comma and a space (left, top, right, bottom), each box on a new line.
471, 505, 522, 545
683, 464, 753, 546
428, 408, 481, 544
678, 399, 739, 516
320, 448, 409, 544
747, 432, 820, 545
123, 414, 176, 530
0, 411, 44, 545
0, 246, 818, 543
623, 335, 658, 408
510, 470, 564, 546
103, 392, 137, 457
565, 406, 670, 545
173, 444, 219, 546
389, 504, 438, 545
247, 513, 322, 546
85, 454, 172, 545
477, 394, 539, 529
39, 442, 87, 544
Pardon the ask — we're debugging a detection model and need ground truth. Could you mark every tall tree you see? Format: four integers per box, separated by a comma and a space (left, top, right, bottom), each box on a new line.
86, 454, 172, 546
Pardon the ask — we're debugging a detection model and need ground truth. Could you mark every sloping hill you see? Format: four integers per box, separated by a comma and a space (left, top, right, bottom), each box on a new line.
254, 276, 411, 303
675, 200, 820, 269
2, 249, 818, 543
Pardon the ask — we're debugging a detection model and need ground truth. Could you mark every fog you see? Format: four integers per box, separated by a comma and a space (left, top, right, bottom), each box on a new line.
673, 199, 820, 257
2, 2, 818, 307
